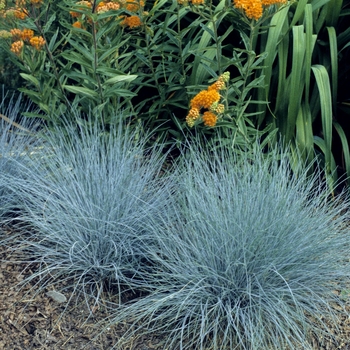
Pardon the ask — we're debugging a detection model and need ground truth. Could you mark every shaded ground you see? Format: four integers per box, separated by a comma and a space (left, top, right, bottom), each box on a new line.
1, 228, 350, 350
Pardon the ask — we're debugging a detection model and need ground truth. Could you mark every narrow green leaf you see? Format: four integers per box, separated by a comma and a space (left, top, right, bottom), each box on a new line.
326, 26, 338, 108
325, 0, 343, 26
63, 85, 99, 99
333, 122, 350, 185
311, 0, 331, 11
43, 13, 56, 33
313, 135, 337, 188
285, 26, 305, 141
290, 0, 308, 27
295, 103, 314, 161
20, 73, 40, 88
311, 65, 333, 174
104, 75, 137, 85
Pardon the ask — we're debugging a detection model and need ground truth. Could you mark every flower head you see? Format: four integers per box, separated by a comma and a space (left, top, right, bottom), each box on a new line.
14, 9, 27, 19
125, 0, 144, 11
29, 36, 45, 50
202, 111, 218, 127
72, 20, 83, 28
21, 29, 34, 42
233, 0, 286, 20
191, 0, 205, 4
121, 15, 142, 28
0, 30, 12, 39
190, 89, 220, 110
10, 28, 22, 40
10, 40, 24, 55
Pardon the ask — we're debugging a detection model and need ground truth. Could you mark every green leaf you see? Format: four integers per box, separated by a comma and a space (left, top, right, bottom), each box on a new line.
20, 73, 40, 88
326, 26, 338, 107
104, 75, 138, 85
43, 13, 56, 33
285, 25, 305, 142
333, 122, 350, 185
63, 85, 99, 99
311, 65, 333, 174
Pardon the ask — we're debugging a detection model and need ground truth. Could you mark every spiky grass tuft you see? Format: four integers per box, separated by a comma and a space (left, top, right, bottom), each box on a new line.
3, 112, 172, 304
0, 92, 40, 222
105, 142, 350, 350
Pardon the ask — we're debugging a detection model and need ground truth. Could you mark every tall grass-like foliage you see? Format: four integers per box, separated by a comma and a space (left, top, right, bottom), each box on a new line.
105, 142, 350, 350
3, 112, 171, 302
0, 92, 40, 222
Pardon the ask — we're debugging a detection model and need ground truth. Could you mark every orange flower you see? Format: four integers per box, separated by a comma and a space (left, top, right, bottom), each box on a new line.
97, 1, 120, 12
210, 102, 225, 114
191, 0, 205, 4
31, 0, 43, 5
21, 29, 34, 42
14, 9, 27, 19
190, 89, 220, 110
105, 2, 120, 10
262, 0, 286, 5
125, 0, 144, 11
121, 15, 142, 28
202, 111, 218, 127
29, 36, 45, 50
70, 11, 81, 17
233, 0, 285, 20
15, 0, 26, 7
72, 21, 83, 28
10, 40, 24, 55
10, 28, 22, 40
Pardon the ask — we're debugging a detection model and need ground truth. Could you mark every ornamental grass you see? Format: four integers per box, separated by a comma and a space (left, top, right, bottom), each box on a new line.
1, 109, 173, 305
0, 92, 40, 222
102, 141, 350, 350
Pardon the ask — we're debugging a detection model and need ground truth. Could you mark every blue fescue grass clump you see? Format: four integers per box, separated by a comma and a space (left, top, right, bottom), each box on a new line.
0, 92, 41, 222
105, 142, 350, 350
4, 113, 172, 301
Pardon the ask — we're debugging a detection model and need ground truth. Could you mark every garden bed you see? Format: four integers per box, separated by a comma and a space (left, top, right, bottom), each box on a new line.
0, 233, 167, 350
1, 233, 350, 350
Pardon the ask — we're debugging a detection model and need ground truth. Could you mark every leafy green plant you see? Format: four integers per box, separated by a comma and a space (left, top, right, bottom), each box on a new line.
1, 0, 350, 184
104, 140, 350, 350
250, 0, 350, 188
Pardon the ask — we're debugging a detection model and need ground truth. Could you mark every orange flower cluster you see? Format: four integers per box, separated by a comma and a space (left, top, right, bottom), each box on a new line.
30, 36, 45, 50
13, 9, 27, 19
10, 40, 24, 56
2, 28, 45, 55
69, 0, 143, 29
125, 0, 145, 12
96, 1, 120, 13
120, 0, 144, 29
177, 0, 205, 5
21, 28, 35, 41
120, 15, 142, 28
186, 72, 229, 128
233, 0, 286, 20
10, 28, 34, 41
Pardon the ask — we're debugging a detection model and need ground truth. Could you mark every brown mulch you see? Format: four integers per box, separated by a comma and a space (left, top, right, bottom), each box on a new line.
0, 228, 166, 350
1, 227, 350, 350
